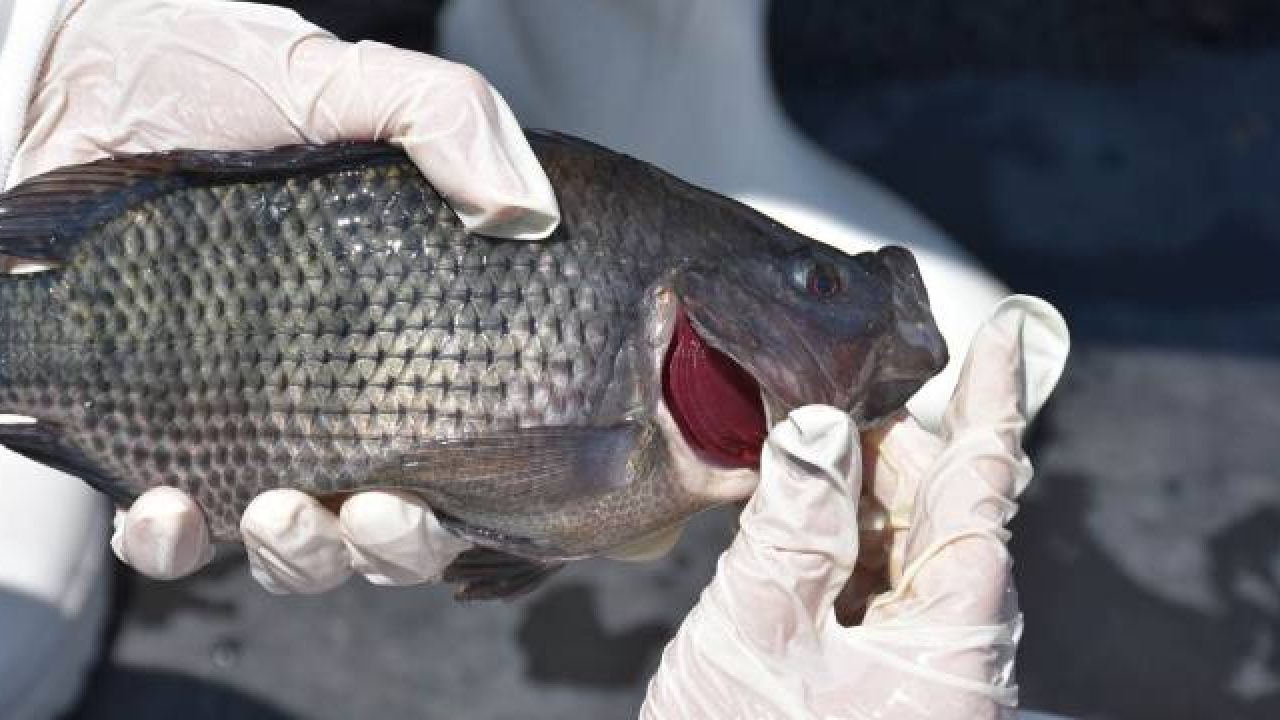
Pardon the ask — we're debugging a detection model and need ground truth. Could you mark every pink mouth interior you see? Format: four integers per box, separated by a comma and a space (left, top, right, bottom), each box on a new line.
662, 309, 767, 468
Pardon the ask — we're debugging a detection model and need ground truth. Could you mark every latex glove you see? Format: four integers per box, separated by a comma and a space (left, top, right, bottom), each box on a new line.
111, 488, 470, 591
12, 0, 559, 591
641, 295, 1069, 719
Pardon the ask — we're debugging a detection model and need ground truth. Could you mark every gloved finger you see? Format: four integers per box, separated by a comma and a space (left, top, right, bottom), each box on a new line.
861, 413, 944, 583
925, 295, 1066, 528
942, 295, 1069, 451
340, 490, 469, 586
288, 36, 560, 239
710, 406, 861, 640
241, 488, 353, 594
863, 297, 1066, 590
110, 486, 214, 580
885, 297, 1067, 625
834, 416, 942, 620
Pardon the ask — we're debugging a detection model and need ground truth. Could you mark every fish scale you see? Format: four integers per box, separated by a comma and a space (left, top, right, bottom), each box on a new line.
0, 148, 649, 543
0, 133, 946, 598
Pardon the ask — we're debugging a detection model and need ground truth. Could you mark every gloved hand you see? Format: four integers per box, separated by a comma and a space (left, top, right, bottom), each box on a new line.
7, 0, 558, 591
641, 295, 1069, 719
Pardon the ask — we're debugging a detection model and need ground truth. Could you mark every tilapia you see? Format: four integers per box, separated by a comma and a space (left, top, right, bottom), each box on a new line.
0, 132, 946, 599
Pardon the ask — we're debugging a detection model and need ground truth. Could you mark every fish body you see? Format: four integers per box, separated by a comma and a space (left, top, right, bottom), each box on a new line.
0, 133, 945, 597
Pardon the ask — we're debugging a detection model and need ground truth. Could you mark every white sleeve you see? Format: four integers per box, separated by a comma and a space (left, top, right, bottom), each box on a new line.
0, 0, 82, 188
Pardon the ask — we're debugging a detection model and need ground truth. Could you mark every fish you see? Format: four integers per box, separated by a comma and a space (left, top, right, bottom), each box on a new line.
0, 132, 946, 599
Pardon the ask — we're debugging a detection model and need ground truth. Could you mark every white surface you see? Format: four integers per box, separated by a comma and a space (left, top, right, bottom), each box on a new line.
0, 447, 111, 720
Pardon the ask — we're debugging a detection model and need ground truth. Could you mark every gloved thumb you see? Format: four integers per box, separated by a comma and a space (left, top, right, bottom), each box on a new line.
943, 295, 1069, 441
710, 406, 861, 640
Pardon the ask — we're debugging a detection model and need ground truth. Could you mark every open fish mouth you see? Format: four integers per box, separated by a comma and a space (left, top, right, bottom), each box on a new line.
661, 308, 770, 469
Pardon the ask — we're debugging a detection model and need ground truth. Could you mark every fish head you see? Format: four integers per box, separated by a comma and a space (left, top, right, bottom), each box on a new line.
674, 234, 947, 429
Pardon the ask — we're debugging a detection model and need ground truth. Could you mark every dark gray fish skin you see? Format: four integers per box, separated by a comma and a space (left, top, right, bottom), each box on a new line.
0, 132, 945, 567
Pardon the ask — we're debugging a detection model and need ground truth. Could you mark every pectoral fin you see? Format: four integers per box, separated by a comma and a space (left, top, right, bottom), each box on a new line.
365, 420, 662, 563
375, 421, 648, 514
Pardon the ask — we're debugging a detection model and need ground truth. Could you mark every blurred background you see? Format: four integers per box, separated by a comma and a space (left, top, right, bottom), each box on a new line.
67, 1, 1280, 718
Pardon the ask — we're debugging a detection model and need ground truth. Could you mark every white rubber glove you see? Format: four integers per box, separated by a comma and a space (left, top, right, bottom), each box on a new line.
9, 0, 559, 591
641, 295, 1069, 719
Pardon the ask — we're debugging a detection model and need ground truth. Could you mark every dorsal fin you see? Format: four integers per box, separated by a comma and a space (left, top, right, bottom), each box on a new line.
0, 143, 404, 263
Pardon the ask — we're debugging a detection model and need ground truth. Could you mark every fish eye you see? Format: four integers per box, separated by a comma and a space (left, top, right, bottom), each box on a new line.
789, 254, 845, 299
801, 261, 842, 298
807, 264, 841, 297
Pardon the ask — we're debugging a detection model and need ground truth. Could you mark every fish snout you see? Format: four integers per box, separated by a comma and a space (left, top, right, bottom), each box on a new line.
861, 246, 949, 421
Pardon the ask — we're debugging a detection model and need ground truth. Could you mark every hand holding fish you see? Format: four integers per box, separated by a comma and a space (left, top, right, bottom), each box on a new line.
641, 296, 1068, 719
6, 0, 557, 591
7, 0, 559, 237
